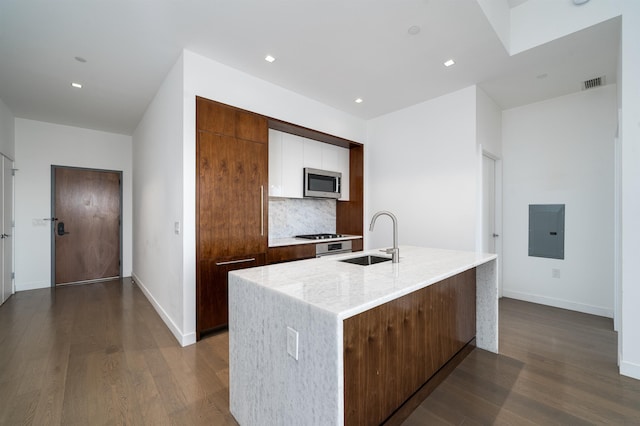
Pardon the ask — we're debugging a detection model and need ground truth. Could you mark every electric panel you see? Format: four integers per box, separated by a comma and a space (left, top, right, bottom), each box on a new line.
528, 204, 565, 260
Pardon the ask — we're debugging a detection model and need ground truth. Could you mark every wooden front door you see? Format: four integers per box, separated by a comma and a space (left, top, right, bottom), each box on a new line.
53, 167, 121, 285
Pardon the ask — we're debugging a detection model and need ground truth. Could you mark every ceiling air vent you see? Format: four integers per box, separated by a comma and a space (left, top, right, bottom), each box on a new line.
582, 76, 604, 90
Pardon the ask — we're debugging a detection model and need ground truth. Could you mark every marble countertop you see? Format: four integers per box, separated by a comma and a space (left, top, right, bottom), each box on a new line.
230, 245, 497, 319
268, 234, 362, 248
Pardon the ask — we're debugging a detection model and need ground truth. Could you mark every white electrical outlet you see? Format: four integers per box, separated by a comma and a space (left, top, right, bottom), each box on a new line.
286, 326, 299, 360
552, 268, 561, 278
174, 221, 181, 235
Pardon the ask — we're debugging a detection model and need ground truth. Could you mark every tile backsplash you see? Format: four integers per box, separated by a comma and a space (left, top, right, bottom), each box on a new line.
269, 198, 336, 239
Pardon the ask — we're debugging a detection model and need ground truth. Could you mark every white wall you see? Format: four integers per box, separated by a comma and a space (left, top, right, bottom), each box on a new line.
0, 98, 15, 159
132, 54, 187, 343
502, 85, 617, 317
476, 87, 502, 158
14, 119, 132, 291
366, 86, 478, 251
619, 0, 640, 380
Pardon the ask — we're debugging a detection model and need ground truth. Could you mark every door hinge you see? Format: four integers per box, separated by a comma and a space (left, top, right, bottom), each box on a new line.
11, 272, 15, 279
11, 168, 17, 176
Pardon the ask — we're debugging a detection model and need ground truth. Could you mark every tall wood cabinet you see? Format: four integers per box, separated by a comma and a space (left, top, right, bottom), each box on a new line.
196, 97, 268, 338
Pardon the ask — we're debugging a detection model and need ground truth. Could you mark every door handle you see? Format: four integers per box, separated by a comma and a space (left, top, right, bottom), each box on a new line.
57, 222, 70, 236
215, 258, 256, 266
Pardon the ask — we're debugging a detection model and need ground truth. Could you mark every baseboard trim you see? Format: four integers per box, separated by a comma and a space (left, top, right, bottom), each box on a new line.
131, 272, 195, 347
15, 280, 50, 291
620, 360, 640, 380
502, 290, 613, 318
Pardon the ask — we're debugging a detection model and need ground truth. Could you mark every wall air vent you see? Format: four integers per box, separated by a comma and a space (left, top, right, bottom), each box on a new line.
582, 76, 604, 90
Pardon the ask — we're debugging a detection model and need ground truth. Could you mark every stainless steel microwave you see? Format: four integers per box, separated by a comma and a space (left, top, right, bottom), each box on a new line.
303, 168, 341, 199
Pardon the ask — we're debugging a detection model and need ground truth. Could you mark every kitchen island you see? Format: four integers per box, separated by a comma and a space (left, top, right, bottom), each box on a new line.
228, 246, 498, 425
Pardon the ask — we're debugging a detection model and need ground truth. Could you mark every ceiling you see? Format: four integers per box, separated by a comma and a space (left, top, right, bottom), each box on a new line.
0, 0, 620, 136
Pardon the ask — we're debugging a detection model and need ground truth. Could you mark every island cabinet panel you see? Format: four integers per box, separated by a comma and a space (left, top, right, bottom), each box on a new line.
343, 268, 476, 425
196, 96, 268, 337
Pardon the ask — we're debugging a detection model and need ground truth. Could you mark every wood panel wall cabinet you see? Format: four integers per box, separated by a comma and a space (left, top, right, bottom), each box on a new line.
196, 97, 268, 337
343, 268, 476, 425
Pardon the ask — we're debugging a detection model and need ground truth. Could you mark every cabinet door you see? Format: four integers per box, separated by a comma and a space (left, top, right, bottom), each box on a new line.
198, 131, 268, 258
303, 138, 323, 169
337, 148, 350, 201
281, 132, 304, 198
198, 254, 265, 333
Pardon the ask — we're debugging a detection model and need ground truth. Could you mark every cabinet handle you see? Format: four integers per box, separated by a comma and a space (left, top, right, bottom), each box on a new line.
260, 185, 264, 236
215, 258, 256, 266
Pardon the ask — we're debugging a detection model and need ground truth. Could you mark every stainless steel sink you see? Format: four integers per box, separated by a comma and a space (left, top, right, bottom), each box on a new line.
339, 255, 392, 266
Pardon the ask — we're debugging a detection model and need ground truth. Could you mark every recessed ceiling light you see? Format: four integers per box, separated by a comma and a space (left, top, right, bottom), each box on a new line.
74, 56, 87, 63
407, 25, 421, 36
444, 59, 455, 67
71, 82, 82, 89
355, 98, 363, 104
265, 55, 276, 63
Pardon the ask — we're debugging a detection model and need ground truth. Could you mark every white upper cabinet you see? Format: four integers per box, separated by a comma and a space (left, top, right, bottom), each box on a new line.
302, 137, 323, 169
269, 129, 350, 200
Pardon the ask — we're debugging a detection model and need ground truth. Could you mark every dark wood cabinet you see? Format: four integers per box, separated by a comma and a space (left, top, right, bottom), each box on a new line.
196, 97, 268, 337
343, 268, 476, 425
267, 244, 316, 264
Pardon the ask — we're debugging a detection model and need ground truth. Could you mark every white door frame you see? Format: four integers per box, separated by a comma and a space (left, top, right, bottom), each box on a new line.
478, 148, 503, 297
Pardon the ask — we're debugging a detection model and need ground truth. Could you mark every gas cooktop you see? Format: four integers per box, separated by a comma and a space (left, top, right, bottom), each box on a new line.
295, 233, 346, 240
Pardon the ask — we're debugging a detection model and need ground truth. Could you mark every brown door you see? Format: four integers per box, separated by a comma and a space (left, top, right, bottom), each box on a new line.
53, 167, 121, 285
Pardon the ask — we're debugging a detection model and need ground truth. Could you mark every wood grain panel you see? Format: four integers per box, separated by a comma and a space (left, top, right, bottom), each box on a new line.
196, 97, 268, 338
350, 238, 363, 252
343, 268, 476, 426
337, 144, 364, 236
198, 254, 265, 333
268, 118, 358, 149
266, 244, 316, 264
197, 130, 267, 259
196, 97, 236, 136
196, 97, 267, 144
235, 110, 268, 143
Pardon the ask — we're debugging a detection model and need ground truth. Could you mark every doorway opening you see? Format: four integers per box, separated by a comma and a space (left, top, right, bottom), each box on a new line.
481, 152, 503, 296
51, 166, 122, 286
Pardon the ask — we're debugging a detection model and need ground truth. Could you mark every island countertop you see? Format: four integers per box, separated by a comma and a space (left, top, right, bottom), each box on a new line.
229, 245, 498, 426
230, 245, 497, 320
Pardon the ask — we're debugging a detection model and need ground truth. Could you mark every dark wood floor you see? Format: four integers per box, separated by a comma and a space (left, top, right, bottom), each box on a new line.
402, 298, 640, 425
1, 278, 639, 425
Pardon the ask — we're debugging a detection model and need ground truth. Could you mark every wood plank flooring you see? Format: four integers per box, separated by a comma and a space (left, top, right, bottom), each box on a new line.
1, 279, 639, 425
0, 279, 237, 425
401, 298, 640, 425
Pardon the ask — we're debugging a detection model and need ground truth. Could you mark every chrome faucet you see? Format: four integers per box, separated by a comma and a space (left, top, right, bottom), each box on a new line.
369, 210, 399, 263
